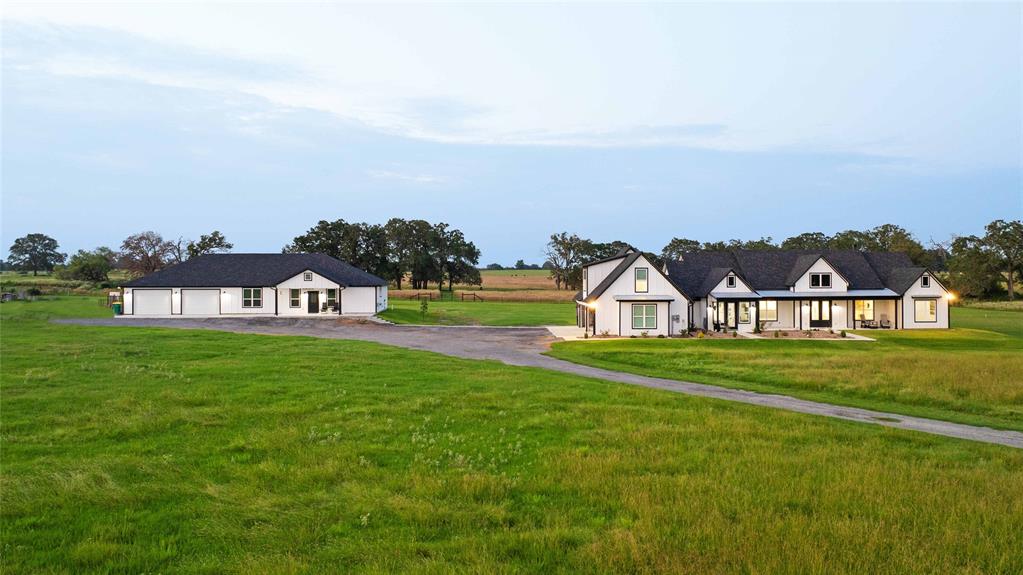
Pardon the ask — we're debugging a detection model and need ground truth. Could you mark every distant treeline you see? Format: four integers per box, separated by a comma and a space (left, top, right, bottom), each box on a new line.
543, 221, 1022, 299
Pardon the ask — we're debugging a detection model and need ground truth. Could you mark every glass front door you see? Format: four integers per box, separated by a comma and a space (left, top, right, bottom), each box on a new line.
810, 300, 831, 328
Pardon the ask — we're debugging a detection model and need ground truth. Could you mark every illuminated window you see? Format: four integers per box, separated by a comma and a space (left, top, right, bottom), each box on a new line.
915, 299, 937, 323
632, 304, 657, 329
243, 288, 262, 308
634, 268, 648, 293
810, 273, 831, 288
855, 300, 874, 321
739, 301, 751, 323
760, 300, 778, 321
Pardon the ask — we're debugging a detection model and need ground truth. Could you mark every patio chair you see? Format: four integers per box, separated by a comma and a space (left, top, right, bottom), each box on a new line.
879, 315, 892, 329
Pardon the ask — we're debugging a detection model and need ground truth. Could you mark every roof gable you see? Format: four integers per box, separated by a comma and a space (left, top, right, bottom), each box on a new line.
583, 252, 689, 303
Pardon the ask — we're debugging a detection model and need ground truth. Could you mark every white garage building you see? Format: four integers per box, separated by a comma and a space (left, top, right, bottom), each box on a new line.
121, 253, 388, 317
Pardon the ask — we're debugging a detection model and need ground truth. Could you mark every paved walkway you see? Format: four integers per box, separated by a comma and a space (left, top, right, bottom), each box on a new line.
59, 317, 1023, 449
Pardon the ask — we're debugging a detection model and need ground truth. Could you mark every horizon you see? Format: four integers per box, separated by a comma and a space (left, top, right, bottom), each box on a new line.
2, 3, 1020, 263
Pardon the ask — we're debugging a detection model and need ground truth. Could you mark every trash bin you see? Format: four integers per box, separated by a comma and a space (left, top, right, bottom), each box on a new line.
112, 303, 122, 315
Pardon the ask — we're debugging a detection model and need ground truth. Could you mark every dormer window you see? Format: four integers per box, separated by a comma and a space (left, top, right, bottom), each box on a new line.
810, 272, 831, 288
921, 276, 930, 288
634, 268, 648, 293
303, 272, 313, 281
726, 275, 736, 288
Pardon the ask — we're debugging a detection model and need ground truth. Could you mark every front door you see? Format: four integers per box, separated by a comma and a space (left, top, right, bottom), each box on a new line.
307, 291, 319, 314
810, 300, 831, 328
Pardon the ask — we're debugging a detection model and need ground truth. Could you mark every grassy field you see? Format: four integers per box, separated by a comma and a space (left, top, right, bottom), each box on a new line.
548, 307, 1023, 432
390, 269, 573, 302
2, 297, 1022, 572
379, 298, 575, 326
0, 270, 131, 295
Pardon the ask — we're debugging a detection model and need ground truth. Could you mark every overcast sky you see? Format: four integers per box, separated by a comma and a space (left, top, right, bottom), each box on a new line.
2, 2, 1020, 264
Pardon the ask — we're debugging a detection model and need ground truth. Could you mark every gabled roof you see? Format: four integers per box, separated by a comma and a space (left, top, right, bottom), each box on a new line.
124, 253, 387, 288
580, 245, 638, 268
667, 249, 920, 297
582, 251, 690, 303
583, 252, 643, 302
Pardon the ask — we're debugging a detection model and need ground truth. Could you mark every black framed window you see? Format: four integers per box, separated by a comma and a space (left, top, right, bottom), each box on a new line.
810, 273, 832, 288
921, 276, 930, 288
632, 304, 657, 329
327, 289, 337, 306
760, 300, 778, 321
634, 268, 648, 293
289, 289, 300, 307
726, 275, 736, 288
243, 288, 262, 308
855, 300, 874, 321
303, 272, 313, 281
914, 299, 937, 322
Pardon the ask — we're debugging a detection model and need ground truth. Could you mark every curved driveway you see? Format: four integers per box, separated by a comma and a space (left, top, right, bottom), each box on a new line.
58, 317, 1023, 449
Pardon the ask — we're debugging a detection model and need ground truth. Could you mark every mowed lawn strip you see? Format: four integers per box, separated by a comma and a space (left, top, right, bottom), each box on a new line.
547, 307, 1023, 432
2, 298, 1022, 573
380, 298, 576, 326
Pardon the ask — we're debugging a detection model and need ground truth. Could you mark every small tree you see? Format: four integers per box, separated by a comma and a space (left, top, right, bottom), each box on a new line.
7, 233, 65, 276
514, 259, 527, 270
187, 231, 234, 258
61, 249, 113, 282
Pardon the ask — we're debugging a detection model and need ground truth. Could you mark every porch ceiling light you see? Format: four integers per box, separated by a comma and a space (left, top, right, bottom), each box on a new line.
945, 293, 957, 301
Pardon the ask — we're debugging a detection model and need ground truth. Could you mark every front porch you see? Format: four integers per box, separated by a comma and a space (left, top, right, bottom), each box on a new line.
708, 296, 903, 332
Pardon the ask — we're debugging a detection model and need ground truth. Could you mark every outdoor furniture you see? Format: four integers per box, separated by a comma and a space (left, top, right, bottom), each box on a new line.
858, 315, 878, 329
879, 315, 892, 329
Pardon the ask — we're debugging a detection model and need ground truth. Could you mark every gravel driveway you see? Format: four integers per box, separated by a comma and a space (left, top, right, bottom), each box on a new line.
58, 317, 1023, 449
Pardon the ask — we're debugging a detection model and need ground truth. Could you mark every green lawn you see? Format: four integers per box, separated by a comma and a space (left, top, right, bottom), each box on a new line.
548, 307, 1023, 432
380, 298, 575, 326
2, 297, 1022, 572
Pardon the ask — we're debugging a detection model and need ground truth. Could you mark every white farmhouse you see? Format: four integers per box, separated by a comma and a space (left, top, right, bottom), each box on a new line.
576, 247, 951, 335
121, 253, 387, 317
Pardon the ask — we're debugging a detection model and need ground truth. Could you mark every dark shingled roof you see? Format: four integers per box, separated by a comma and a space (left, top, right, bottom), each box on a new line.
667, 249, 919, 297
124, 253, 387, 288
583, 252, 643, 302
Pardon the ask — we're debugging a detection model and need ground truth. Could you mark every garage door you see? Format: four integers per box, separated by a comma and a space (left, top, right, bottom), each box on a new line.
133, 289, 172, 315
181, 289, 220, 315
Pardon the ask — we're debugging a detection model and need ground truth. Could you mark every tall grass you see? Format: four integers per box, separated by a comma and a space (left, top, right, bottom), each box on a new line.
2, 298, 1022, 572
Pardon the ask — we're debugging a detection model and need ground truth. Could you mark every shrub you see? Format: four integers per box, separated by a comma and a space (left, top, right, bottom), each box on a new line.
697, 331, 705, 339
840, 330, 847, 338
773, 330, 779, 338
657, 334, 665, 338
732, 331, 738, 338
640, 331, 649, 338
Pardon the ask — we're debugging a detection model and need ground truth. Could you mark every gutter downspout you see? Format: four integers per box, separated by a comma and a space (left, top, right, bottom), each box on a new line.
338, 285, 346, 315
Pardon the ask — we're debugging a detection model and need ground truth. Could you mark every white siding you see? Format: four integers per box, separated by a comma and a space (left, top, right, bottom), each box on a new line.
584, 258, 628, 298
219, 287, 276, 315
901, 273, 949, 329
342, 287, 378, 315
711, 273, 753, 293
793, 259, 849, 292
591, 255, 688, 336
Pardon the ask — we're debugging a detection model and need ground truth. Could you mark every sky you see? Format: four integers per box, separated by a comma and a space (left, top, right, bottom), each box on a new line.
2, 2, 1021, 264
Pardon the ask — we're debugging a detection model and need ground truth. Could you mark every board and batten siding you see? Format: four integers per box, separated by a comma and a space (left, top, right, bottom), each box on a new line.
590, 255, 688, 337
900, 272, 949, 329
792, 258, 849, 292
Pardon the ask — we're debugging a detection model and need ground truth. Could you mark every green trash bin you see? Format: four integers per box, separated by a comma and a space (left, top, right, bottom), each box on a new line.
112, 303, 122, 315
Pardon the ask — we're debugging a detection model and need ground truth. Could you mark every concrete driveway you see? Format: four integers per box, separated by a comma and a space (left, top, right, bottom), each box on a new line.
58, 317, 1023, 449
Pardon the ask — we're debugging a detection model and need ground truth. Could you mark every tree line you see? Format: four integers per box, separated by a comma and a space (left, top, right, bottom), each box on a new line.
283, 218, 480, 290
544, 220, 1022, 300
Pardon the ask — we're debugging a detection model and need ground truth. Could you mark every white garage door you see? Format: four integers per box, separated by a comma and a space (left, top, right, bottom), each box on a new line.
133, 290, 172, 315
181, 289, 220, 315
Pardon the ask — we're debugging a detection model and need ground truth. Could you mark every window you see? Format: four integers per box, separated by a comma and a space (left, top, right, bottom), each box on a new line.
243, 288, 262, 308
915, 299, 937, 323
760, 300, 778, 321
303, 272, 313, 281
289, 289, 300, 307
634, 268, 648, 293
810, 273, 831, 288
738, 301, 751, 323
854, 300, 875, 321
632, 304, 657, 330
726, 275, 736, 288
921, 276, 930, 288
327, 288, 337, 306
